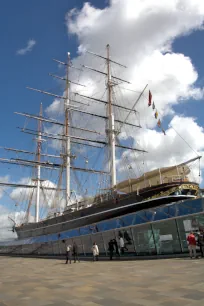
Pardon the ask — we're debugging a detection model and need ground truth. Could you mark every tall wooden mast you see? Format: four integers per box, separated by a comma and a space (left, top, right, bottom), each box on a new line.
35, 103, 42, 222
65, 52, 71, 206
107, 44, 116, 189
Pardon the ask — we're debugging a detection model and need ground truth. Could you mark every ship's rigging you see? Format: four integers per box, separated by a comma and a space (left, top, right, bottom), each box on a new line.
0, 45, 147, 224
0, 45, 201, 226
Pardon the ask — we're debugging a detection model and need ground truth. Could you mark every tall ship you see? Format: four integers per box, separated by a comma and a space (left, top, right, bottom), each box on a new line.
0, 45, 203, 257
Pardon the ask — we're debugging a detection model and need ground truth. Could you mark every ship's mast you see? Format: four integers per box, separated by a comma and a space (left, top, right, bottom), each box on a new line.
35, 103, 42, 222
65, 52, 71, 206
107, 44, 116, 189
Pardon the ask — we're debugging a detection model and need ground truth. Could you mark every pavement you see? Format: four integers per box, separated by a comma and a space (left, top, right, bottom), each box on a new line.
0, 256, 204, 306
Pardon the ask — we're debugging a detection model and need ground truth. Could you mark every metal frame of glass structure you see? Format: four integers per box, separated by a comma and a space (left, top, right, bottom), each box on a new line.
0, 198, 204, 257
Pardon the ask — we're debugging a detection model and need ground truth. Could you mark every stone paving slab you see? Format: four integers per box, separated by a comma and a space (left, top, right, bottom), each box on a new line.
0, 256, 204, 305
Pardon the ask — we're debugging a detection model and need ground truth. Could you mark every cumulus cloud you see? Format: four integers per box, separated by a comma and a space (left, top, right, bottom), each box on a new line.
0, 205, 34, 241
117, 115, 204, 182
16, 39, 36, 55
53, 0, 204, 183
9, 177, 66, 213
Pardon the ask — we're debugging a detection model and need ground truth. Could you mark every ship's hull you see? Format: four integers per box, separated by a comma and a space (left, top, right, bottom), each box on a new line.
15, 181, 199, 239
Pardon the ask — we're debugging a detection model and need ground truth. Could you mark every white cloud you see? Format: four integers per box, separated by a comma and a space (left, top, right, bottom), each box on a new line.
0, 205, 34, 241
9, 177, 65, 212
61, 0, 204, 182
117, 115, 204, 183
16, 39, 36, 55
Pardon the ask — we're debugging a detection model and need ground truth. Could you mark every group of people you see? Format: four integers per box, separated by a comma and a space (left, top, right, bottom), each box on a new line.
63, 240, 80, 264
63, 235, 127, 263
187, 230, 204, 259
108, 236, 127, 260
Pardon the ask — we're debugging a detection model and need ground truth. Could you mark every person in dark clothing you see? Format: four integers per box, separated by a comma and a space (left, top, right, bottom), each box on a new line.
198, 230, 204, 257
108, 239, 114, 260
72, 242, 80, 263
113, 239, 120, 258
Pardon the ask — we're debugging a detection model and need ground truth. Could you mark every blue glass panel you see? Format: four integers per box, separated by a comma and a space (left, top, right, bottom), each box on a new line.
153, 207, 169, 221
168, 204, 177, 217
49, 234, 59, 242
145, 211, 154, 222
60, 231, 70, 239
68, 229, 80, 238
80, 227, 90, 235
104, 219, 117, 230
97, 219, 117, 231
133, 211, 147, 225
177, 203, 193, 216
120, 214, 135, 227
34, 235, 47, 243
189, 199, 202, 213
88, 225, 99, 234
97, 221, 106, 232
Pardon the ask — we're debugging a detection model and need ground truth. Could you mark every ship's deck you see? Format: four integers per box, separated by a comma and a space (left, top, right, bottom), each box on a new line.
0, 256, 204, 305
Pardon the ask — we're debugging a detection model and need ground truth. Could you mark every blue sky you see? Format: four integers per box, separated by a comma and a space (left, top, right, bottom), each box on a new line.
0, 0, 204, 226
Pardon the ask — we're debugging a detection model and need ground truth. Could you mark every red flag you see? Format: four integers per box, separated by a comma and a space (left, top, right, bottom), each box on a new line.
148, 90, 152, 106
157, 119, 161, 127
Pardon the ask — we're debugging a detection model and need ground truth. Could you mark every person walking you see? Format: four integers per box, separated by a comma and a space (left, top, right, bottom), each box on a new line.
72, 242, 80, 263
92, 242, 99, 261
108, 239, 114, 260
198, 230, 204, 257
113, 239, 120, 258
66, 244, 72, 264
119, 236, 125, 254
187, 231, 197, 259
62, 240, 72, 264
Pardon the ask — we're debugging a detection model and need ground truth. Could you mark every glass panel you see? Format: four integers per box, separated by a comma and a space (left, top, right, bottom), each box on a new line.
177, 213, 204, 252
32, 243, 41, 254
167, 204, 176, 217
152, 220, 181, 255
133, 211, 147, 225
68, 229, 80, 238
88, 225, 100, 234
72, 237, 84, 255
120, 214, 135, 227
60, 231, 71, 239
81, 235, 92, 255
91, 233, 106, 255
38, 243, 48, 255
101, 230, 116, 255
80, 226, 91, 236
177, 203, 194, 216
153, 207, 169, 221
145, 211, 154, 222
46, 242, 53, 255
34, 235, 46, 243
132, 224, 156, 255
115, 228, 135, 256
52, 241, 60, 255
97, 219, 117, 231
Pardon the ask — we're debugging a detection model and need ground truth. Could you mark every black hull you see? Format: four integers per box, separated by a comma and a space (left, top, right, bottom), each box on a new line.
15, 194, 195, 239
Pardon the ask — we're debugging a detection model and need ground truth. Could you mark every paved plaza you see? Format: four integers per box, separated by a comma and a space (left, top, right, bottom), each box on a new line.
0, 256, 204, 305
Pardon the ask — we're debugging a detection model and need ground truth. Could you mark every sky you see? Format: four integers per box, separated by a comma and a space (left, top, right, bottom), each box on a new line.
0, 0, 204, 239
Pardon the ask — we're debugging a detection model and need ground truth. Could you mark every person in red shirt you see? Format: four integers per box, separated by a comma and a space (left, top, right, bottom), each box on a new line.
187, 232, 197, 259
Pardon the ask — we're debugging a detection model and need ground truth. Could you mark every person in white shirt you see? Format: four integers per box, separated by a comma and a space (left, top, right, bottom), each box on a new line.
63, 240, 72, 264
119, 236, 125, 254
92, 242, 99, 261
